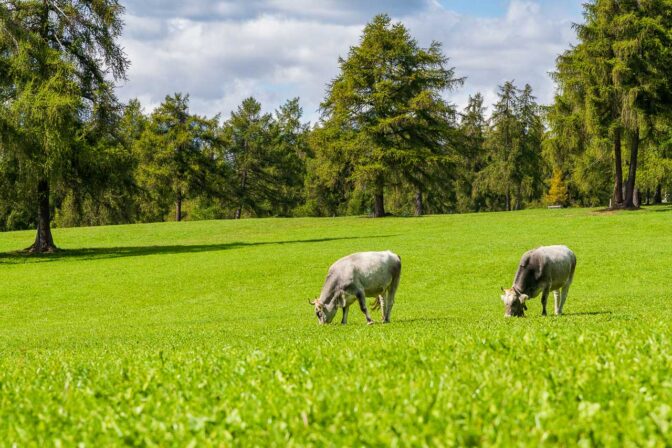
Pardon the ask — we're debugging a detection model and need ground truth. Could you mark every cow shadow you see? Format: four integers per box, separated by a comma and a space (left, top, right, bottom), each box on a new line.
0, 234, 399, 264
562, 311, 612, 316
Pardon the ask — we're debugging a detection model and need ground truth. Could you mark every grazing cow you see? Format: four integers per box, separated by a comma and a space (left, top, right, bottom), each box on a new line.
500, 245, 576, 317
310, 251, 401, 325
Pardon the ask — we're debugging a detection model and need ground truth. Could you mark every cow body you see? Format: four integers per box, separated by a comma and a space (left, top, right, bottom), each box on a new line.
501, 245, 576, 317
311, 251, 401, 324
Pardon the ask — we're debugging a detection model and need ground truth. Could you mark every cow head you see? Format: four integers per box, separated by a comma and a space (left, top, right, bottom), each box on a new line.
500, 287, 528, 317
309, 295, 342, 324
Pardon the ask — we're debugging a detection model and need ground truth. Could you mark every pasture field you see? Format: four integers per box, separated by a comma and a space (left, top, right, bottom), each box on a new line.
0, 207, 671, 446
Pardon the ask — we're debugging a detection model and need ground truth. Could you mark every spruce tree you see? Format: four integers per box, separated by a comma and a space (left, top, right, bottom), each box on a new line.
0, 0, 128, 251
319, 14, 463, 217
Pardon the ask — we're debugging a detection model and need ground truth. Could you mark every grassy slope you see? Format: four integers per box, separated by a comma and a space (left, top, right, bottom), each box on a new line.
0, 207, 671, 446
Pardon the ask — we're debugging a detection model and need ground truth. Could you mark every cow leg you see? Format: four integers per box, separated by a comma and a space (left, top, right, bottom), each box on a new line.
356, 290, 374, 325
384, 267, 401, 323
378, 295, 385, 322
383, 291, 394, 323
341, 305, 350, 325
559, 283, 571, 315
540, 288, 550, 316
553, 290, 561, 315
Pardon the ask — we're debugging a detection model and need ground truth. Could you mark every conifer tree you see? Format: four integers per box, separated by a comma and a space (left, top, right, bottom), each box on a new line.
319, 14, 463, 217
134, 94, 219, 222
0, 0, 128, 251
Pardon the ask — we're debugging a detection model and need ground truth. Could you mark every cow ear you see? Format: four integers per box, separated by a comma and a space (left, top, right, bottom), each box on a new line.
519, 294, 529, 304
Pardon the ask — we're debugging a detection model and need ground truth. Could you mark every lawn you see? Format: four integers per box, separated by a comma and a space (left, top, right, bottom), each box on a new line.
0, 207, 671, 446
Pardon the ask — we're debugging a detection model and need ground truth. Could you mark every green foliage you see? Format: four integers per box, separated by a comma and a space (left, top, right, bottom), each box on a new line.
475, 82, 544, 211
552, 0, 672, 208
1, 207, 671, 444
319, 14, 463, 216
0, 0, 128, 247
134, 93, 219, 222
220, 97, 309, 218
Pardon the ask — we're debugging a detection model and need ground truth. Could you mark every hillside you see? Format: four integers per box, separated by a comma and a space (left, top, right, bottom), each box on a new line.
1, 207, 671, 445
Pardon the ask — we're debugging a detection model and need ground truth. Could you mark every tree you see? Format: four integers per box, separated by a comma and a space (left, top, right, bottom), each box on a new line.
545, 169, 569, 206
0, 0, 128, 252
454, 93, 488, 212
134, 94, 219, 222
268, 98, 310, 216
319, 14, 463, 217
554, 0, 672, 209
475, 82, 544, 211
221, 97, 276, 219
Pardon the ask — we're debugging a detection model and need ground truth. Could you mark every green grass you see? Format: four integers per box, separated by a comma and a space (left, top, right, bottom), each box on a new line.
1, 207, 671, 446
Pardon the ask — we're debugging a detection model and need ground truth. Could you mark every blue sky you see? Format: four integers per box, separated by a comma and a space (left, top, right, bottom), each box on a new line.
117, 0, 584, 123
441, 0, 581, 17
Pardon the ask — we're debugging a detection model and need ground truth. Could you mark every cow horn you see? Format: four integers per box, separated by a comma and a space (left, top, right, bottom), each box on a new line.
500, 286, 505, 293
308, 298, 314, 305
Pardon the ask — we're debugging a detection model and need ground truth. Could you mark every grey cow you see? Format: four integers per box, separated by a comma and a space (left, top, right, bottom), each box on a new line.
500, 245, 576, 317
310, 251, 401, 325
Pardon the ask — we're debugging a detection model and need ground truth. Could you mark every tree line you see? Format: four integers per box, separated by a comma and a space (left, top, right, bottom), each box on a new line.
1, 2, 671, 252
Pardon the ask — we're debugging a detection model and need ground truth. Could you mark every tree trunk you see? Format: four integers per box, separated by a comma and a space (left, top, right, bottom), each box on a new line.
175, 191, 182, 222
624, 128, 640, 209
654, 184, 662, 204
373, 177, 385, 218
612, 127, 624, 208
514, 183, 522, 211
414, 189, 424, 217
235, 169, 248, 220
505, 189, 511, 212
28, 179, 57, 253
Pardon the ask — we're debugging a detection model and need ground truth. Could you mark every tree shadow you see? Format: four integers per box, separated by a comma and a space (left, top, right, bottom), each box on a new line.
0, 235, 398, 264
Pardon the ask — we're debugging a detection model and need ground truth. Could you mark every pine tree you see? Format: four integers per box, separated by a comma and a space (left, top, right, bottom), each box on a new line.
134, 94, 219, 222
476, 82, 543, 211
0, 0, 128, 251
554, 0, 672, 209
221, 97, 275, 219
457, 93, 487, 211
319, 14, 463, 217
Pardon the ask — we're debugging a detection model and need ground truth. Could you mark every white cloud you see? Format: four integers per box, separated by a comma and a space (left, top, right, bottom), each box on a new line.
116, 0, 581, 123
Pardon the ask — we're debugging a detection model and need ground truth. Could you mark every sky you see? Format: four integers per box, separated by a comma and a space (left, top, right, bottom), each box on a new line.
117, 0, 584, 124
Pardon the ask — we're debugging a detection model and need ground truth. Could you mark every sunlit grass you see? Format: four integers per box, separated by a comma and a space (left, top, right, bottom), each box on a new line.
1, 207, 671, 445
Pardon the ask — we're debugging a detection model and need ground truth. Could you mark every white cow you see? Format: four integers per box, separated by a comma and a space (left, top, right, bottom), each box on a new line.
500, 245, 576, 317
310, 251, 402, 325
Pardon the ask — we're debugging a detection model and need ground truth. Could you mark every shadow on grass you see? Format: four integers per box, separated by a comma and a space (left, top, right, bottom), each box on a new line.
0, 235, 398, 264
563, 311, 612, 316
652, 206, 672, 212
392, 317, 459, 325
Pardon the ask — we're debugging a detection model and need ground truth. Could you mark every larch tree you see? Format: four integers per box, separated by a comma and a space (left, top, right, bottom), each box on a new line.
221, 97, 275, 219
319, 14, 463, 217
477, 82, 543, 211
0, 0, 128, 252
134, 94, 219, 222
555, 0, 672, 209
269, 98, 310, 216
456, 93, 487, 212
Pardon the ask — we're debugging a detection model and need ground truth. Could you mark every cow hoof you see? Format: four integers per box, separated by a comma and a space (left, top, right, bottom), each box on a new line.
367, 321, 375, 326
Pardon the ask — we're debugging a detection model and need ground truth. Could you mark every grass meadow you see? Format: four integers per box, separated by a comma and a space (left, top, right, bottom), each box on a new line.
0, 207, 671, 446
